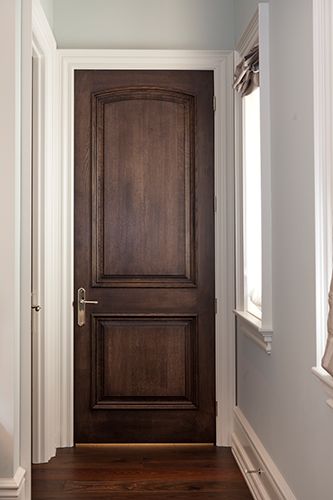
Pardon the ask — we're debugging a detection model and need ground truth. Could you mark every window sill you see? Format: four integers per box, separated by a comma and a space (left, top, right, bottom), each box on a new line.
234, 310, 273, 354
312, 366, 333, 409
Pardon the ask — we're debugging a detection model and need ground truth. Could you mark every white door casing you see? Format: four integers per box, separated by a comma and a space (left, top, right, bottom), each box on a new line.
31, 0, 60, 465
57, 49, 236, 448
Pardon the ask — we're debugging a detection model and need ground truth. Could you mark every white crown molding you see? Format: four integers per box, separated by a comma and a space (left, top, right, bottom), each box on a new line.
0, 467, 25, 498
232, 408, 297, 500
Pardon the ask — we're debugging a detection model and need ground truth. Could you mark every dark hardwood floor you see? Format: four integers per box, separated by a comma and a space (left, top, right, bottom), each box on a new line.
32, 445, 252, 499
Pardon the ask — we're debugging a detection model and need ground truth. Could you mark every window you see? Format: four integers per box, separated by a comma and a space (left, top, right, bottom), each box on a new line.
311, 0, 333, 405
234, 4, 273, 353
243, 87, 262, 320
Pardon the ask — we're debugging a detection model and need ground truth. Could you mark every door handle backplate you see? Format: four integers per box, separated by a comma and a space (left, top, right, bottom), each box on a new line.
78, 287, 98, 326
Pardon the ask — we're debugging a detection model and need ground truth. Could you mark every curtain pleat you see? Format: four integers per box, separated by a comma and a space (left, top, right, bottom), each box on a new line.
233, 44, 260, 97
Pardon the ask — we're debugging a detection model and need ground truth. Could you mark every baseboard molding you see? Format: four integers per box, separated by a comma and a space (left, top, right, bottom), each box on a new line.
0, 467, 25, 499
232, 408, 296, 500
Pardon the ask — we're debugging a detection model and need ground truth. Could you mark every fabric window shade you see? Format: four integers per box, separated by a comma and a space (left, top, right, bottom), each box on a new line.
322, 271, 333, 376
234, 44, 259, 97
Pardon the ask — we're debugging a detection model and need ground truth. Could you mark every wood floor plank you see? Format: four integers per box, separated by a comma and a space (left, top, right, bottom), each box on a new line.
64, 479, 247, 492
32, 445, 252, 500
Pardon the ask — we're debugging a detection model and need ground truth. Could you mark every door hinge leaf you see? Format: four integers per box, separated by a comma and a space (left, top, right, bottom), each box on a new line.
213, 96, 217, 112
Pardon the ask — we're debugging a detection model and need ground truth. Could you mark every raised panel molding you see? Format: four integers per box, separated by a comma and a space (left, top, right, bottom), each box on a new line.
91, 314, 198, 410
91, 86, 196, 288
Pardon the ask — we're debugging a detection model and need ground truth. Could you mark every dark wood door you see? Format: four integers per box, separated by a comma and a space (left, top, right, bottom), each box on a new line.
74, 70, 215, 443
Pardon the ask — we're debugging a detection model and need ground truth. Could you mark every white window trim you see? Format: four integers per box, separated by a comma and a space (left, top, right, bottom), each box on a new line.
234, 3, 273, 354
312, 0, 333, 408
312, 367, 333, 409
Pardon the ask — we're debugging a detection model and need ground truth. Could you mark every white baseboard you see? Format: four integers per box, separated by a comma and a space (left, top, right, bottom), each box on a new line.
0, 467, 26, 499
232, 408, 296, 500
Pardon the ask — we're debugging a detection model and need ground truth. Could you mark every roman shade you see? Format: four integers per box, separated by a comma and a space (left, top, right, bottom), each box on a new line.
233, 44, 259, 97
322, 272, 333, 376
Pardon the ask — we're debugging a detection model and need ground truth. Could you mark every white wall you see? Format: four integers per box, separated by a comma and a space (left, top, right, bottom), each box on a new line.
235, 1, 333, 499
52, 0, 235, 49
234, 0, 261, 43
234, 0, 269, 44
0, 0, 22, 479
0, 1, 31, 497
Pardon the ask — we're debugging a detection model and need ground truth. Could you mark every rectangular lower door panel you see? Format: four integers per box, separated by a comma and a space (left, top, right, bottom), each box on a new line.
91, 315, 198, 410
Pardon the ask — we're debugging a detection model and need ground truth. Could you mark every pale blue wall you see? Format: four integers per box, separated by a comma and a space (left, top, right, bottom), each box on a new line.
52, 0, 235, 49
235, 1, 333, 498
234, 0, 265, 43
41, 0, 270, 50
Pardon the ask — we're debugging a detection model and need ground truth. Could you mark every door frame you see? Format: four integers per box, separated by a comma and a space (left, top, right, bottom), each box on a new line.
31, 1, 60, 464
58, 49, 235, 447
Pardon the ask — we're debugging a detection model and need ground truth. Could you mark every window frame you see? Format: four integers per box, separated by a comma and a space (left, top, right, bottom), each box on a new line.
242, 87, 262, 321
312, 0, 333, 407
234, 4, 273, 354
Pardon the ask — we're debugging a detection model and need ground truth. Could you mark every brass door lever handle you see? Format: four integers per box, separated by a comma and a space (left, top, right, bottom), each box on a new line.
79, 298, 98, 305
78, 287, 98, 326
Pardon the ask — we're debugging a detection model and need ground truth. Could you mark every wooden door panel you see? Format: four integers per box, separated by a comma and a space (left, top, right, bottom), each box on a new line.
92, 88, 196, 287
91, 315, 198, 410
75, 70, 215, 443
